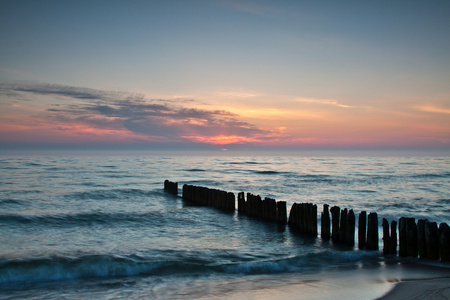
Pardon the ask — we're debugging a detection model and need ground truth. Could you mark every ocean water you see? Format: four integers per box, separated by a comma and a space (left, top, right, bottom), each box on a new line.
1, 150, 450, 299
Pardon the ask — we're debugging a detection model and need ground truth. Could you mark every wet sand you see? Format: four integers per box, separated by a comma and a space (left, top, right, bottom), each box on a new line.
377, 277, 450, 300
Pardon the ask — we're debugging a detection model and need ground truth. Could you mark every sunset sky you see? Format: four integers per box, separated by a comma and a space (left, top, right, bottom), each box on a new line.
1, 0, 449, 150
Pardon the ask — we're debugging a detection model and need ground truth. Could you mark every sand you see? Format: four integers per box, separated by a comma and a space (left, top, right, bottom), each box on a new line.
377, 277, 450, 300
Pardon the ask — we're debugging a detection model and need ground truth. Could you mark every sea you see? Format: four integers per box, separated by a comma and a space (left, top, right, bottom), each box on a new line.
1, 150, 450, 300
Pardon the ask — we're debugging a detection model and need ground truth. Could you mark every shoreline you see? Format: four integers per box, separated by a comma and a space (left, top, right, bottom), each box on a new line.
377, 277, 450, 300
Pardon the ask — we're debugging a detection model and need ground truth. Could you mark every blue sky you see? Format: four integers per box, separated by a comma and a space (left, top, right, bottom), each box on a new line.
1, 0, 449, 150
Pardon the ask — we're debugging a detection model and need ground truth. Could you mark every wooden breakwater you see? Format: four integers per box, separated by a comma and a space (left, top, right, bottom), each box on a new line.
237, 192, 287, 223
182, 183, 235, 210
164, 180, 450, 262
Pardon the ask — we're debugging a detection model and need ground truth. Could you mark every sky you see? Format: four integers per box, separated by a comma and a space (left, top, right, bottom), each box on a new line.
1, 0, 449, 151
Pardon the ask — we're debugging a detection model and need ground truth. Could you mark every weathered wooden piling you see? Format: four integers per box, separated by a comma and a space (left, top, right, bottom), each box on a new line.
262, 197, 277, 221
175, 181, 450, 262
346, 209, 355, 246
417, 219, 428, 258
358, 211, 367, 249
406, 218, 418, 257
238, 192, 287, 224
330, 206, 340, 242
366, 212, 378, 250
321, 204, 331, 239
237, 192, 245, 212
382, 218, 391, 255
425, 221, 439, 259
182, 184, 234, 210
276, 201, 287, 223
399, 217, 407, 257
390, 220, 397, 255
164, 180, 178, 195
438, 222, 450, 262
339, 208, 348, 243
312, 203, 318, 236
381, 219, 397, 255
398, 217, 420, 257
288, 203, 317, 236
288, 203, 299, 228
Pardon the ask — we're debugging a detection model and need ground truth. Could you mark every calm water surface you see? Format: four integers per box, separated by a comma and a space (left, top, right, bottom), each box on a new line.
1, 151, 449, 299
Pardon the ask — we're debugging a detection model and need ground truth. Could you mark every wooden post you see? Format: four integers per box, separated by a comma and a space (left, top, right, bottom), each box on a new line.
417, 219, 428, 259
399, 217, 407, 257
321, 204, 331, 239
276, 201, 287, 224
390, 220, 397, 255
346, 209, 355, 246
227, 192, 235, 210
438, 222, 450, 262
300, 203, 306, 233
312, 204, 318, 236
164, 180, 178, 195
288, 203, 298, 228
339, 208, 348, 243
366, 212, 378, 250
382, 218, 390, 255
358, 211, 367, 249
237, 192, 246, 212
425, 221, 439, 259
406, 218, 418, 257
330, 206, 340, 242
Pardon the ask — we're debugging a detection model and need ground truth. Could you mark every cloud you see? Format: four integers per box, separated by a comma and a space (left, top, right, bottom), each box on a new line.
216, 91, 259, 98
295, 97, 352, 108
415, 105, 450, 114
1, 83, 268, 145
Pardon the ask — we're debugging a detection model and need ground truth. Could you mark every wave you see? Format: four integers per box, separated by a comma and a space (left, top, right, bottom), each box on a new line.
69, 188, 163, 201
0, 211, 168, 227
0, 198, 22, 205
221, 250, 380, 274
0, 250, 382, 286
411, 172, 450, 179
254, 170, 283, 175
226, 161, 268, 165
185, 168, 207, 172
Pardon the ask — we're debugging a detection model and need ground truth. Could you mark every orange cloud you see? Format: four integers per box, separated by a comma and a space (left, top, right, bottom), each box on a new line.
182, 135, 259, 145
295, 97, 352, 108
415, 105, 450, 114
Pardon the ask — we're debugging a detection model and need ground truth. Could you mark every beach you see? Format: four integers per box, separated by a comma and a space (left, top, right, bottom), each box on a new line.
378, 277, 450, 300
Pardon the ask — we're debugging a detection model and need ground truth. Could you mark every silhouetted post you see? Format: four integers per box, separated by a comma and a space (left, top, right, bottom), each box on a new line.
300, 203, 306, 233
164, 180, 178, 195
425, 221, 439, 259
227, 192, 235, 210
346, 209, 355, 246
312, 204, 318, 236
417, 219, 428, 259
358, 211, 367, 249
247, 193, 262, 217
366, 212, 378, 250
268, 198, 277, 221
238, 192, 246, 212
382, 218, 390, 255
406, 218, 418, 257
438, 222, 450, 262
399, 217, 407, 257
330, 206, 340, 242
321, 204, 331, 240
288, 203, 298, 228
390, 220, 397, 255
276, 201, 287, 223
339, 208, 348, 243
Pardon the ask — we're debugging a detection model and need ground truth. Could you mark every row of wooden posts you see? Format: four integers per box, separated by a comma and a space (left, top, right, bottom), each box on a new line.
164, 180, 450, 262
182, 184, 235, 210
